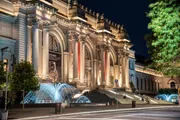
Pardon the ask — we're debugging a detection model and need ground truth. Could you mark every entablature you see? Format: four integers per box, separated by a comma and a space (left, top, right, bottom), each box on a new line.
135, 64, 162, 77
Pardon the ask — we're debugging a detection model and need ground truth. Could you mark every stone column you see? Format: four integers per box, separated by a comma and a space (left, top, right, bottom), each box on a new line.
32, 23, 39, 75
64, 52, 69, 83
26, 25, 32, 62
93, 59, 97, 88
106, 50, 110, 87
80, 40, 85, 83
100, 45, 105, 86
125, 54, 130, 88
154, 82, 157, 92
42, 28, 49, 79
121, 54, 126, 88
155, 82, 158, 92
68, 38, 73, 82
113, 65, 119, 87
38, 29, 43, 77
117, 52, 122, 87
73, 38, 78, 81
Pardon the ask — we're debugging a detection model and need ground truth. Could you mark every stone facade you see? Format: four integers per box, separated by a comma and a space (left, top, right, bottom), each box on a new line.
0, 0, 179, 93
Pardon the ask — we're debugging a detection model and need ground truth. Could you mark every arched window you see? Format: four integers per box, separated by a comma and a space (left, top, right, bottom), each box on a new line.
49, 35, 59, 52
170, 82, 176, 89
49, 34, 61, 82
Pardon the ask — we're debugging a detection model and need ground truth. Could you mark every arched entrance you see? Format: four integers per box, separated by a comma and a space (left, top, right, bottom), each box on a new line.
84, 47, 92, 88
48, 34, 61, 82
110, 56, 114, 87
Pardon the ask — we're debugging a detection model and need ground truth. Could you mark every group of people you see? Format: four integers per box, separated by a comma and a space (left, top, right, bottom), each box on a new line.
141, 95, 150, 104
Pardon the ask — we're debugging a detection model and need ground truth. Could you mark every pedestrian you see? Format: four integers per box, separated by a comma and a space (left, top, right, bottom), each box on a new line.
146, 97, 150, 104
123, 95, 126, 99
142, 96, 144, 101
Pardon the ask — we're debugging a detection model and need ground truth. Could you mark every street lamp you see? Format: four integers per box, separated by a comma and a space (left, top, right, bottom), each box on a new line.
1, 46, 11, 110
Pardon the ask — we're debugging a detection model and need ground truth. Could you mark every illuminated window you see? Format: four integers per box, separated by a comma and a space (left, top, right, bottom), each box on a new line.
3, 59, 8, 71
170, 82, 175, 89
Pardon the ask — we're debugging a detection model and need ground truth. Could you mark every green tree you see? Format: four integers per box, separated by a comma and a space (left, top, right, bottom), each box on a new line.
10, 61, 39, 108
0, 61, 6, 90
130, 81, 136, 93
146, 0, 180, 76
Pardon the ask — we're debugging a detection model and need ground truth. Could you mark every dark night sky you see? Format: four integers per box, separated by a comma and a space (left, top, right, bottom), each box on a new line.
78, 0, 151, 57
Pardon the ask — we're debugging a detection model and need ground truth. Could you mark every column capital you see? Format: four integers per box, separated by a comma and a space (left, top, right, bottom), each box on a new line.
27, 17, 33, 26
125, 53, 130, 58
63, 52, 69, 55
31, 17, 40, 26
68, 31, 79, 41
42, 22, 51, 30
93, 59, 97, 62
79, 35, 87, 43
43, 27, 49, 32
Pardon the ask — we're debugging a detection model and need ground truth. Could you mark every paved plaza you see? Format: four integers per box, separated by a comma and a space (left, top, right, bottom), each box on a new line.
11, 106, 180, 120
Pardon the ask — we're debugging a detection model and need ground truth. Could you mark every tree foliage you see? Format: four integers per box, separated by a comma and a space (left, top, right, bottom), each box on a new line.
0, 61, 6, 90
158, 88, 177, 94
130, 81, 136, 93
10, 61, 39, 92
146, 0, 180, 76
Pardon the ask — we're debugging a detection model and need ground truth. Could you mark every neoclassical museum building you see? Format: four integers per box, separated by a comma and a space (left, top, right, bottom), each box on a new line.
0, 0, 179, 94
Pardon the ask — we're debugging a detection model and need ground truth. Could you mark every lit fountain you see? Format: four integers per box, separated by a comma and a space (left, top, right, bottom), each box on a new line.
23, 83, 91, 104
24, 63, 91, 104
155, 94, 178, 103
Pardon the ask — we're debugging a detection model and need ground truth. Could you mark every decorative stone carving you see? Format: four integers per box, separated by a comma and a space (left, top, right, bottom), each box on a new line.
100, 14, 104, 20
27, 16, 33, 26
78, 34, 86, 42
49, 61, 58, 83
32, 17, 40, 26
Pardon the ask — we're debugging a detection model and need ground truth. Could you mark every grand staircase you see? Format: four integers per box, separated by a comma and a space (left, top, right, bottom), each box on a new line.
100, 89, 174, 104
86, 88, 174, 105
85, 90, 116, 104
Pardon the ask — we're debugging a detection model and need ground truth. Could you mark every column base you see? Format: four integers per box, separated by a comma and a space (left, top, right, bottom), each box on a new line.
40, 77, 53, 83
105, 84, 113, 89
73, 78, 79, 82
76, 82, 87, 91
98, 85, 106, 89
125, 88, 132, 92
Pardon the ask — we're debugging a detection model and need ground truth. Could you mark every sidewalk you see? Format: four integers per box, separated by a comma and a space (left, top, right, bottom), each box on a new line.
8, 104, 177, 119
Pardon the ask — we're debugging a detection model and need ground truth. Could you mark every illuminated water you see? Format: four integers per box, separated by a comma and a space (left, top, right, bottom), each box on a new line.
155, 94, 178, 103
23, 83, 91, 104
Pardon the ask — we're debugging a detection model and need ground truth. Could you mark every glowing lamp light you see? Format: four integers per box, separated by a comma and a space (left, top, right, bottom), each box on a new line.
73, 93, 82, 99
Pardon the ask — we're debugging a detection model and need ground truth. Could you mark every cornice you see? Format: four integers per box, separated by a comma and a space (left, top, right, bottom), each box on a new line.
135, 64, 163, 77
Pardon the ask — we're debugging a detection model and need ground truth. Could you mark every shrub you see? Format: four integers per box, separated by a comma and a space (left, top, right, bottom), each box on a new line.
158, 88, 177, 94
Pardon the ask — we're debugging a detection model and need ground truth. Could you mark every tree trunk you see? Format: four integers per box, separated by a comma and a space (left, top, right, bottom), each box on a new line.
22, 90, 24, 109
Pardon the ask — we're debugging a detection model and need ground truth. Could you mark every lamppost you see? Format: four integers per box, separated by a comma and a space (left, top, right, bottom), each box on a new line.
1, 46, 13, 110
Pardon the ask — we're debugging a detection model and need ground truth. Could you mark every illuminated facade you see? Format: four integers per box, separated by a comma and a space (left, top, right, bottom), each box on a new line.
0, 0, 179, 93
